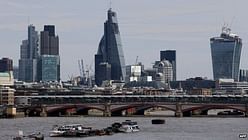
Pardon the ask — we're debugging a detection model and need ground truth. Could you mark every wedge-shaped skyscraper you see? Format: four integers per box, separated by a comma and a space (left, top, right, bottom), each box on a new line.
95, 9, 126, 86
210, 27, 242, 81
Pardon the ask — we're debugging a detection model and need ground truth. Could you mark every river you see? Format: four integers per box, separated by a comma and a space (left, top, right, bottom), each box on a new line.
0, 117, 247, 140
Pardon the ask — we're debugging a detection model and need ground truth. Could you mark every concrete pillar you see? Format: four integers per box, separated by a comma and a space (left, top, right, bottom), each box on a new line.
40, 105, 47, 117
103, 103, 111, 117
175, 103, 183, 117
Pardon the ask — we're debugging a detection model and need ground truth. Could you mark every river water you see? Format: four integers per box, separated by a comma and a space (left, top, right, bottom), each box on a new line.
0, 117, 247, 140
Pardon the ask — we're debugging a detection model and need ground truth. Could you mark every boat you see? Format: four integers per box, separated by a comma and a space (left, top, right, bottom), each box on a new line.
13, 131, 44, 140
118, 120, 140, 133
151, 119, 165, 124
49, 124, 92, 137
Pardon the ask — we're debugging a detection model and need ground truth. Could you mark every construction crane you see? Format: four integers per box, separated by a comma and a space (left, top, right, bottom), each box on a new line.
78, 59, 86, 79
81, 59, 86, 78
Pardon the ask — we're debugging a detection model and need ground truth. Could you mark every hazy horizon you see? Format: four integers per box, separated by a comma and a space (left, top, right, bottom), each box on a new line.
0, 0, 247, 81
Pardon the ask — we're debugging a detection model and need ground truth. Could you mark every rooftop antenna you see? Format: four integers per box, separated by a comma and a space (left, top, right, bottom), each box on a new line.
109, 0, 112, 10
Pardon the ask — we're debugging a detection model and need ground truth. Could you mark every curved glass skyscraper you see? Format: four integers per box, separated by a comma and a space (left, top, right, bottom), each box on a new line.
210, 27, 242, 81
95, 9, 126, 86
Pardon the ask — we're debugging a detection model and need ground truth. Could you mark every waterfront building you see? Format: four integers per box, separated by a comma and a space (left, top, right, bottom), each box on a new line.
18, 25, 39, 82
39, 25, 60, 81
210, 27, 242, 81
0, 58, 14, 105
0, 86, 15, 105
189, 88, 212, 95
215, 79, 248, 95
170, 77, 215, 93
95, 8, 126, 86
160, 50, 176, 81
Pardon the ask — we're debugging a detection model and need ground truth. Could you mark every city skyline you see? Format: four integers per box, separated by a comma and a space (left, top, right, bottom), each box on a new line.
0, 0, 248, 80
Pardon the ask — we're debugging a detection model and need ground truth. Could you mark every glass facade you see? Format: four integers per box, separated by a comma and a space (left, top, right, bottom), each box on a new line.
38, 55, 59, 82
210, 28, 242, 81
95, 9, 126, 86
18, 25, 39, 82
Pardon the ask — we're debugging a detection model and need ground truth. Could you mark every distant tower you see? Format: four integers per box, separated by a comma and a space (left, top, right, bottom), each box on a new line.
95, 9, 126, 86
18, 25, 39, 82
160, 50, 176, 81
0, 58, 13, 72
210, 27, 242, 81
38, 25, 60, 82
154, 60, 173, 83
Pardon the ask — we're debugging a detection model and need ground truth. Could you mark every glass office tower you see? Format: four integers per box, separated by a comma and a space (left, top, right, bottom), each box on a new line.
95, 9, 126, 86
210, 27, 242, 81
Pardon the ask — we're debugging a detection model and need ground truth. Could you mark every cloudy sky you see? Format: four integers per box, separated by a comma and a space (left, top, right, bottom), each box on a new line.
0, 0, 247, 80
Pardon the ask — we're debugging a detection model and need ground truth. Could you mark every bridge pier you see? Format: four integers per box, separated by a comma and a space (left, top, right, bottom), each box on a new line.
103, 103, 111, 117
40, 105, 47, 117
175, 103, 183, 117
245, 104, 248, 117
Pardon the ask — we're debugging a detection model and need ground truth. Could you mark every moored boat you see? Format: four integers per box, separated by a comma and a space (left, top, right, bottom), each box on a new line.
13, 131, 44, 140
49, 124, 92, 137
118, 120, 140, 133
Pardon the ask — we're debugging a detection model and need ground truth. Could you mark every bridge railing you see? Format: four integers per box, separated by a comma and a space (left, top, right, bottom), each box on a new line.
19, 95, 248, 105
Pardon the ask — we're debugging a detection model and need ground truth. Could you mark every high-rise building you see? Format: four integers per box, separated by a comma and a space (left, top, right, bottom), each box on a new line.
0, 58, 13, 72
39, 25, 60, 81
37, 55, 59, 82
210, 27, 242, 81
239, 69, 248, 82
95, 9, 126, 86
153, 60, 173, 83
18, 25, 39, 82
160, 50, 176, 81
40, 25, 59, 55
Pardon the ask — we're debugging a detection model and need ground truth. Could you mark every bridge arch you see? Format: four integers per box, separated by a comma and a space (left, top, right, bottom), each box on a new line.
46, 104, 104, 116
182, 104, 246, 116
111, 104, 176, 116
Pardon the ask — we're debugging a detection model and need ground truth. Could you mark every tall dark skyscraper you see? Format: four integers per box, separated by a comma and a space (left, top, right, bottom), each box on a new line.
95, 9, 126, 86
210, 27, 242, 81
39, 25, 60, 82
160, 50, 176, 81
40, 25, 59, 55
18, 25, 39, 82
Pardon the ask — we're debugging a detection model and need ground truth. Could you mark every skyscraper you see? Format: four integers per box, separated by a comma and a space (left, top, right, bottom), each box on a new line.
210, 27, 242, 81
95, 9, 126, 86
18, 25, 39, 82
40, 25, 59, 55
160, 50, 176, 81
38, 25, 60, 82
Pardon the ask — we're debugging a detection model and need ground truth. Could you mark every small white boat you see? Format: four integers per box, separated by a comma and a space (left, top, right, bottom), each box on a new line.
13, 131, 44, 140
118, 120, 140, 133
49, 124, 91, 137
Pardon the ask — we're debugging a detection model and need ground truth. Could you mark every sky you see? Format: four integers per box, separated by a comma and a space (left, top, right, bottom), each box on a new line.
0, 0, 248, 81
